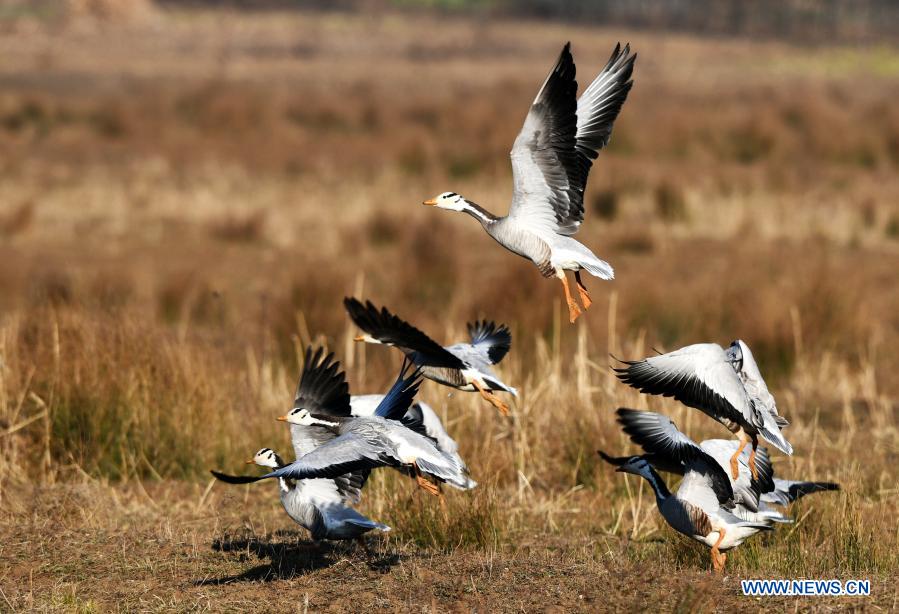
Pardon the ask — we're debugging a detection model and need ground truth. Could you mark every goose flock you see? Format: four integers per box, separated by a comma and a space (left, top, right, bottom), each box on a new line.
211, 42, 838, 573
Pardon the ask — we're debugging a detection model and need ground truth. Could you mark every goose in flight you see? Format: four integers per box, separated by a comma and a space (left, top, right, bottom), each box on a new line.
212, 447, 389, 544
216, 363, 476, 497
604, 409, 776, 572
615, 340, 791, 480
599, 409, 838, 526
345, 297, 517, 416
423, 42, 636, 323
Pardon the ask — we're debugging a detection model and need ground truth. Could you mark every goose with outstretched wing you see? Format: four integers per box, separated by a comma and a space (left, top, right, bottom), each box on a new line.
215, 364, 475, 498
599, 409, 838, 529
604, 409, 775, 573
345, 297, 517, 416
210, 347, 385, 542
423, 42, 636, 323
614, 340, 792, 480
213, 447, 389, 544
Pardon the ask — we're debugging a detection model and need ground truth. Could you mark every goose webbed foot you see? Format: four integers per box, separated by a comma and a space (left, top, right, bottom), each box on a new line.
574, 270, 593, 310
472, 380, 511, 416
559, 273, 583, 323
414, 468, 441, 497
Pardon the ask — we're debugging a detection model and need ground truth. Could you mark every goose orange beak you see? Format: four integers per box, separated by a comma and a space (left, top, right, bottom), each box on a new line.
245, 459, 255, 464
276, 415, 287, 422
422, 198, 437, 206
353, 335, 364, 342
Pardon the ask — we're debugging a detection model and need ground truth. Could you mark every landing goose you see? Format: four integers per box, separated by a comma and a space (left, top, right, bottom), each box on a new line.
221, 364, 476, 496
615, 340, 792, 480
422, 42, 636, 323
212, 447, 389, 543
600, 409, 839, 527
345, 297, 517, 416
612, 456, 773, 573
605, 409, 776, 573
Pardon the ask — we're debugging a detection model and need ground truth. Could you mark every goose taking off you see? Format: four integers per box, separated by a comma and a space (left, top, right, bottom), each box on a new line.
422, 42, 636, 323
605, 409, 776, 573
218, 363, 476, 497
289, 345, 470, 481
615, 340, 792, 481
345, 297, 517, 416
212, 447, 389, 543
599, 409, 839, 527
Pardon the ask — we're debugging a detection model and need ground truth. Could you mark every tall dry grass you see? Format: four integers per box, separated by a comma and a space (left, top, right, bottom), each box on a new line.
0, 8, 897, 578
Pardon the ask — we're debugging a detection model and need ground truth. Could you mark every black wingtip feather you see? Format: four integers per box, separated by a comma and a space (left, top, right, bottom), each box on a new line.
294, 345, 351, 416
210, 470, 267, 485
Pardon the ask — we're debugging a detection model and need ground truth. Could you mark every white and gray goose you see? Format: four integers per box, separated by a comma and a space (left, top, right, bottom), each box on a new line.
615, 340, 792, 480
599, 409, 839, 527
345, 297, 517, 416
214, 447, 389, 543
605, 408, 777, 573
423, 42, 636, 323
211, 348, 386, 543
224, 361, 476, 498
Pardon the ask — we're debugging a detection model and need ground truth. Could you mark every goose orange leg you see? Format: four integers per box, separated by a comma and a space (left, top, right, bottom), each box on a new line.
472, 380, 511, 416
574, 271, 592, 310
414, 467, 441, 497
729, 432, 750, 480
559, 272, 582, 323
711, 528, 727, 573
748, 436, 760, 481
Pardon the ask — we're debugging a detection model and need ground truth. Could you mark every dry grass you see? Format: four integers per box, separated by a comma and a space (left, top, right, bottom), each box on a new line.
0, 6, 898, 610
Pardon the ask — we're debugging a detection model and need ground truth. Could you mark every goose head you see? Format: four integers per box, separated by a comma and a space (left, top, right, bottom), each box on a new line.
615, 455, 654, 479
422, 191, 466, 211
278, 407, 340, 428
248, 447, 281, 469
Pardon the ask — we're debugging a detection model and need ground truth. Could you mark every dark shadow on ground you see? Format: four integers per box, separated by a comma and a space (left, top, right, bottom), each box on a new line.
193, 531, 401, 584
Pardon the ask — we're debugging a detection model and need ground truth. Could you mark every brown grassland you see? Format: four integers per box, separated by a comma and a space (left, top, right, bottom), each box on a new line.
1, 4, 898, 611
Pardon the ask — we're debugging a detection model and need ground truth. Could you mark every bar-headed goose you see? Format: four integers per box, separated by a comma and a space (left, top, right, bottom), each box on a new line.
222, 364, 476, 496
345, 297, 517, 416
212, 447, 389, 543
615, 340, 792, 480
600, 409, 839, 527
422, 42, 635, 323
605, 409, 775, 572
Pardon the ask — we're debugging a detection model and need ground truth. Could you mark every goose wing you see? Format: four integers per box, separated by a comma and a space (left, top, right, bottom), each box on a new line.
267, 432, 394, 482
616, 408, 734, 507
508, 42, 635, 237
465, 320, 512, 365
289, 347, 352, 459
762, 478, 840, 506
344, 298, 465, 369
372, 362, 423, 420
614, 343, 755, 431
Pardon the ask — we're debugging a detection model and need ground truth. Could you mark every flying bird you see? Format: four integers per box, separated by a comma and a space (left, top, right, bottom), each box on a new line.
605, 409, 778, 572
599, 409, 838, 526
214, 363, 475, 498
212, 447, 389, 544
422, 42, 636, 323
614, 340, 792, 480
345, 297, 517, 416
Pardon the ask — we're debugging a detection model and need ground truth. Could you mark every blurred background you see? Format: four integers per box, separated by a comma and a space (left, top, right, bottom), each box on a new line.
1, 0, 897, 476
0, 0, 897, 606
